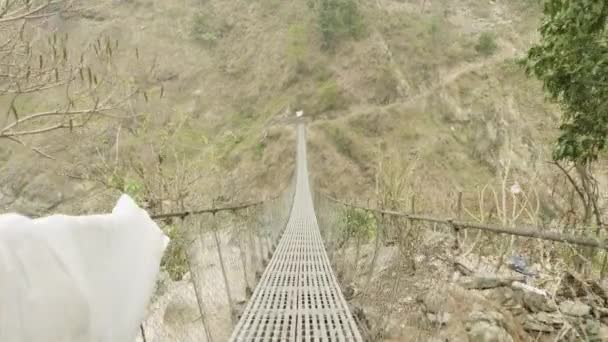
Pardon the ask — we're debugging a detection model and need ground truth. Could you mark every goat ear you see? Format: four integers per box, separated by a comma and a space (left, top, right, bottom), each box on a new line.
112, 194, 140, 215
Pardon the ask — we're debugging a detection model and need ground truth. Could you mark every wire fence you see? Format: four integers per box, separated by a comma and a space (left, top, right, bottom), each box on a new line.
314, 190, 608, 341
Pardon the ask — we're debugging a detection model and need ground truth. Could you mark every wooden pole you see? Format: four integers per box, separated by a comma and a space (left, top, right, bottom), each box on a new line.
322, 194, 608, 250
453, 191, 462, 250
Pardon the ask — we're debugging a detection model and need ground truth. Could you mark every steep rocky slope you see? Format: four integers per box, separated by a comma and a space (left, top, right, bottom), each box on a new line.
2, 0, 567, 216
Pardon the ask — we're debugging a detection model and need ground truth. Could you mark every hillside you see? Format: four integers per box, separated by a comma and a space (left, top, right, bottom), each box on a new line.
6, 0, 608, 341
2, 0, 563, 216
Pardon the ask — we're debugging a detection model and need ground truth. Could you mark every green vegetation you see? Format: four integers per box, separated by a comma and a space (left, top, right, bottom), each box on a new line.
107, 175, 144, 203
326, 125, 354, 159
341, 207, 376, 241
316, 79, 344, 112
254, 141, 266, 159
475, 31, 497, 56
525, 0, 608, 165
160, 223, 189, 281
314, 0, 365, 49
191, 12, 229, 44
372, 67, 400, 105
287, 23, 310, 72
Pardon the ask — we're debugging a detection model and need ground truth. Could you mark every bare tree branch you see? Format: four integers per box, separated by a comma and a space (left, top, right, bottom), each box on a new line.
6, 136, 56, 160
0, 1, 61, 23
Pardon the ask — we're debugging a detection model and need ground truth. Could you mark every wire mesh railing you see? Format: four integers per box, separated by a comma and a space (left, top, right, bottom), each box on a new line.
140, 179, 295, 342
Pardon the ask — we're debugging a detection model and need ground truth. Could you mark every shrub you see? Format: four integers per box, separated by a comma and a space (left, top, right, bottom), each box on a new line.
287, 24, 310, 72
191, 12, 229, 44
160, 223, 189, 281
254, 141, 266, 159
372, 67, 400, 104
316, 0, 365, 49
475, 31, 498, 56
341, 208, 376, 242
326, 125, 354, 159
316, 79, 344, 112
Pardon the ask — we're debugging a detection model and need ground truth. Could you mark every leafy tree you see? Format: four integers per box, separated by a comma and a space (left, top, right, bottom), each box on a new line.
525, 0, 608, 165
313, 0, 364, 50
525, 0, 608, 234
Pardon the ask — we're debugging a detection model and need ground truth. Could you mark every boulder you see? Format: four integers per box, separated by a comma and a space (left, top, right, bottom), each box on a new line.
523, 312, 565, 333
511, 282, 557, 313
485, 287, 526, 317
523, 318, 554, 333
533, 312, 566, 326
560, 300, 591, 317
466, 310, 513, 342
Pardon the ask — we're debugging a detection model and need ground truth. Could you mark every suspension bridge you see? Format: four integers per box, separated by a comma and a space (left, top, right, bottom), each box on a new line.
143, 122, 608, 341
230, 123, 362, 340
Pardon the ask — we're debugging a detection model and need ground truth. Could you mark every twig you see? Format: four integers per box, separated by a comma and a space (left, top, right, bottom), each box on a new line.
140, 324, 147, 342
5, 136, 56, 160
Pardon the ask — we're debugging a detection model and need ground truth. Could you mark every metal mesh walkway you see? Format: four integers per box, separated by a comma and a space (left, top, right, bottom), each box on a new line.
230, 124, 362, 341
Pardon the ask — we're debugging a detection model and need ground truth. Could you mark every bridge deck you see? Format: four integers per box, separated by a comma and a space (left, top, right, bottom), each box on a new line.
230, 124, 362, 341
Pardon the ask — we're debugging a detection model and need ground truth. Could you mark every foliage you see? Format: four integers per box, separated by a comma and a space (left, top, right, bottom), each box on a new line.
316, 79, 344, 112
525, 0, 608, 164
254, 141, 266, 159
287, 23, 310, 72
160, 223, 189, 281
326, 126, 353, 159
191, 12, 229, 44
312, 63, 333, 82
341, 207, 376, 241
372, 67, 400, 105
108, 175, 144, 203
314, 0, 365, 49
475, 31, 497, 56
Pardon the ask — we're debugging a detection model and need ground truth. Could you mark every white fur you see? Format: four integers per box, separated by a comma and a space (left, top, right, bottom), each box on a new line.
0, 194, 169, 342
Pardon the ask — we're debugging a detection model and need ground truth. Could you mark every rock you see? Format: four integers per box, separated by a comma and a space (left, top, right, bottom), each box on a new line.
466, 310, 513, 342
523, 317, 554, 333
343, 283, 356, 300
600, 324, 608, 340
560, 300, 591, 317
419, 291, 446, 314
533, 312, 566, 326
512, 281, 557, 313
558, 272, 608, 309
427, 312, 451, 326
163, 292, 200, 326
509, 255, 529, 274
154, 270, 172, 299
523, 312, 566, 333
584, 320, 602, 341
459, 276, 524, 290
589, 281, 608, 305
468, 324, 513, 342
594, 306, 608, 317
399, 296, 414, 304
485, 287, 526, 317
557, 271, 590, 299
